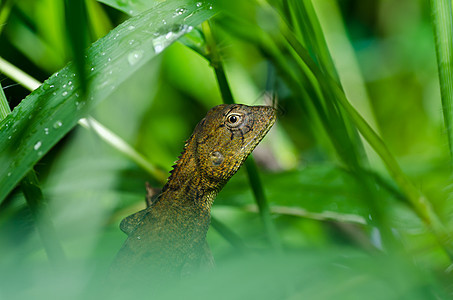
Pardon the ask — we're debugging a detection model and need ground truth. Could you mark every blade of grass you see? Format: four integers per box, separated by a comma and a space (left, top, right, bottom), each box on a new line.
430, 0, 453, 167
0, 82, 66, 265
203, 21, 282, 250
0, 0, 14, 36
0, 81, 9, 116
86, 0, 112, 39
64, 0, 89, 94
312, 0, 379, 132
0, 0, 217, 203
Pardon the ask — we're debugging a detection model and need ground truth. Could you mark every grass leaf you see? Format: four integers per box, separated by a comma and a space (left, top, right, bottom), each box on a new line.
430, 0, 453, 166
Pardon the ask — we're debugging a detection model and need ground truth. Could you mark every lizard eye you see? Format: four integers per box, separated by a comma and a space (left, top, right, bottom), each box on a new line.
226, 113, 243, 128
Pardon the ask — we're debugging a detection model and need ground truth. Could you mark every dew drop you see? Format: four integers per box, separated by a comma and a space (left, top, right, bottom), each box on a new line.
62, 91, 68, 96
196, 2, 202, 7
7, 172, 11, 177
34, 141, 42, 150
53, 120, 63, 128
128, 50, 144, 66
128, 25, 135, 30
152, 25, 194, 54
44, 128, 49, 135
173, 7, 186, 16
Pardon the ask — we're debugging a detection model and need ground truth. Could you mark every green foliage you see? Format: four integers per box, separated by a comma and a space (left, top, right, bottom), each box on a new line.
0, 0, 453, 298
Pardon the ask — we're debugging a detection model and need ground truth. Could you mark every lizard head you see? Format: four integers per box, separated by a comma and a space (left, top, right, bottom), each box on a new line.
195, 104, 276, 188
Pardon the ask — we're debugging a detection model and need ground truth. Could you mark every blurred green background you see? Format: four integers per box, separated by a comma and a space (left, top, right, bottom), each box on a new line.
0, 0, 452, 298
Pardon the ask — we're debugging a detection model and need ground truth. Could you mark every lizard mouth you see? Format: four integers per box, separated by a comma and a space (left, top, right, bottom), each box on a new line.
240, 106, 276, 157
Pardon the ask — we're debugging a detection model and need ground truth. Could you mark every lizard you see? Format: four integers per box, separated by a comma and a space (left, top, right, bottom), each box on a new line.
109, 103, 276, 284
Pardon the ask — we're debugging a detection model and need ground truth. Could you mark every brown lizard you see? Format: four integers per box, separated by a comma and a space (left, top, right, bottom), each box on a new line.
109, 104, 276, 284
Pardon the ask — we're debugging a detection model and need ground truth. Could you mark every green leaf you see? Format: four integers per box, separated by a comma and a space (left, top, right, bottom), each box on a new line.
0, 0, 217, 203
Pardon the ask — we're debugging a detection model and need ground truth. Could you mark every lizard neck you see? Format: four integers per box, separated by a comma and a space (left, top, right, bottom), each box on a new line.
160, 133, 219, 213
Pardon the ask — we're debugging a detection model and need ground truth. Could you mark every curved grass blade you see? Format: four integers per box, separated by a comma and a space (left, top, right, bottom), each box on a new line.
430, 0, 453, 166
0, 0, 217, 203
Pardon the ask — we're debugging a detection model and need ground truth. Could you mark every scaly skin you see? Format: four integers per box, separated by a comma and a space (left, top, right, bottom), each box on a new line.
110, 104, 276, 282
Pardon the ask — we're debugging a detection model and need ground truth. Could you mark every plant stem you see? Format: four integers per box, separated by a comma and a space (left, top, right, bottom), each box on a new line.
203, 21, 282, 250
210, 216, 247, 251
430, 0, 453, 167
20, 172, 67, 265
78, 117, 168, 183
0, 57, 41, 90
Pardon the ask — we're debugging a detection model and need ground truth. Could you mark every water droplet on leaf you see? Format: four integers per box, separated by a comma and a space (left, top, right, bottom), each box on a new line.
53, 120, 63, 128
34, 141, 42, 150
128, 50, 144, 65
